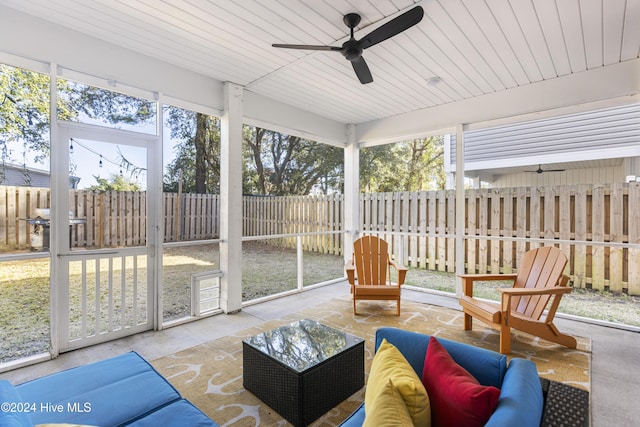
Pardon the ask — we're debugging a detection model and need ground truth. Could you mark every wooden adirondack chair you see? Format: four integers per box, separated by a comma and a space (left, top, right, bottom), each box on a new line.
345, 235, 407, 315
459, 246, 577, 354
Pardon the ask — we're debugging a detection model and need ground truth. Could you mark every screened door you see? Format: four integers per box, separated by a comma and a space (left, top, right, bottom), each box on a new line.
55, 122, 158, 352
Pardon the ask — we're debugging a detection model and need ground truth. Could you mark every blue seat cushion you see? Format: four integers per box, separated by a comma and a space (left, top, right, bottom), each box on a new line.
125, 399, 219, 427
0, 379, 32, 427
16, 352, 181, 426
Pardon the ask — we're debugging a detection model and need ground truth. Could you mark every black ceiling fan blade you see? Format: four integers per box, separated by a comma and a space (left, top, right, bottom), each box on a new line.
271, 44, 342, 51
351, 56, 373, 84
358, 6, 424, 50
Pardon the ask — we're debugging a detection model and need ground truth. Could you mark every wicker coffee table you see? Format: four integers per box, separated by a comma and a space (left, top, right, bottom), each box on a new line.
242, 319, 365, 427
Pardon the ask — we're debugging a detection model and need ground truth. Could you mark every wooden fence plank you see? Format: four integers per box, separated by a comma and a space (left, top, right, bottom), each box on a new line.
15, 187, 27, 247
490, 188, 501, 274
628, 183, 640, 295
502, 188, 513, 273
558, 186, 571, 274
437, 190, 447, 272
591, 185, 605, 291
515, 187, 528, 265
609, 183, 624, 292
0, 187, 7, 247
573, 185, 588, 288
447, 190, 455, 272
409, 191, 418, 267
530, 187, 541, 249
427, 191, 436, 270
6, 186, 17, 247
478, 189, 488, 274
466, 189, 477, 273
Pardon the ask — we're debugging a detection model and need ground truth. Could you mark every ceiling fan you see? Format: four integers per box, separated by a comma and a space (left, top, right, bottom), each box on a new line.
272, 6, 424, 84
526, 164, 566, 174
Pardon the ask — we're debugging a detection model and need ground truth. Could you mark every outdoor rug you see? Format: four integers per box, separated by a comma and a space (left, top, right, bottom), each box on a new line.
152, 297, 591, 427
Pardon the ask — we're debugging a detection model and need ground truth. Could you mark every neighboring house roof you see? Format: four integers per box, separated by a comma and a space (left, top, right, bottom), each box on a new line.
0, 162, 81, 188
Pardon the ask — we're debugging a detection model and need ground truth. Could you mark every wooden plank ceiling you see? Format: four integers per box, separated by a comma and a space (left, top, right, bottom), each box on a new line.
2, 0, 639, 125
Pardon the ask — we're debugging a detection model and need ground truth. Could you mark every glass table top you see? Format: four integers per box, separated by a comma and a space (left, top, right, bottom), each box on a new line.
243, 319, 364, 373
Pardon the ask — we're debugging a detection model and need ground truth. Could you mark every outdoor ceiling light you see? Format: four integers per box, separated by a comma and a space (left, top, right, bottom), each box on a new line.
426, 76, 441, 86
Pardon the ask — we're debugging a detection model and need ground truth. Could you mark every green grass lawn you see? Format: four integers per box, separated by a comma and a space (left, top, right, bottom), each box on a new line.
2, 243, 639, 364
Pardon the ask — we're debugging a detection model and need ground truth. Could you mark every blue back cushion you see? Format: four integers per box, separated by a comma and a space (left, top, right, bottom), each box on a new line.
375, 327, 507, 388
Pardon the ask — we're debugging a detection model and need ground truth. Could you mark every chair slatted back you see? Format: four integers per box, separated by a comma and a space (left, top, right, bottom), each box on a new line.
353, 236, 389, 286
512, 246, 568, 319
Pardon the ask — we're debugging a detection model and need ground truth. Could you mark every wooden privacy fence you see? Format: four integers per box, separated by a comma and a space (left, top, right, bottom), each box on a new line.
243, 194, 343, 254
2, 184, 639, 295
360, 183, 640, 295
0, 188, 219, 249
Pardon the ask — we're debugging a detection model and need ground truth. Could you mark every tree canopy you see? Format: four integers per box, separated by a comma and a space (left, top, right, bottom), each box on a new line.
360, 137, 445, 192
87, 174, 142, 192
242, 127, 343, 195
2, 63, 446, 196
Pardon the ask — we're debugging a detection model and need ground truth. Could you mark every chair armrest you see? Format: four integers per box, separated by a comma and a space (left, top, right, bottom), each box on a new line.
459, 274, 518, 281
498, 286, 572, 296
388, 260, 408, 285
460, 274, 517, 296
345, 260, 355, 284
499, 286, 572, 316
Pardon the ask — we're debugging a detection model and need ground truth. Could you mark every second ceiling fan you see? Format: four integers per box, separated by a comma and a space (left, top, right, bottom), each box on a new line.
526, 164, 566, 174
272, 6, 424, 84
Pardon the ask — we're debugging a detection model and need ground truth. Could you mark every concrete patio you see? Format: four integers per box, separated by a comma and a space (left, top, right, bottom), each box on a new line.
3, 282, 638, 426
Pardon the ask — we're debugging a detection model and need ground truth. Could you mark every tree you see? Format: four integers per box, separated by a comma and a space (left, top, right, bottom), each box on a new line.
242, 126, 343, 195
87, 174, 141, 192
360, 137, 444, 192
0, 64, 74, 164
1, 64, 154, 183
163, 107, 221, 194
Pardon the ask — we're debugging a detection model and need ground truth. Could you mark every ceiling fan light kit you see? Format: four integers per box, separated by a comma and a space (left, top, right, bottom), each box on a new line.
272, 6, 424, 84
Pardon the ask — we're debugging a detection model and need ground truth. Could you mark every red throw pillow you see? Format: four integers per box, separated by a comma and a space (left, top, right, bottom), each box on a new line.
421, 336, 500, 427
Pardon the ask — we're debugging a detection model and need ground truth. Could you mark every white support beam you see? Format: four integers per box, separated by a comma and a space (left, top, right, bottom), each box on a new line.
455, 124, 466, 297
220, 82, 244, 314
243, 90, 347, 147
343, 124, 359, 264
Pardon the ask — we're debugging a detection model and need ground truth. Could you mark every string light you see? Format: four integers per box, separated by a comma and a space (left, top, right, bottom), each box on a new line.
68, 138, 146, 180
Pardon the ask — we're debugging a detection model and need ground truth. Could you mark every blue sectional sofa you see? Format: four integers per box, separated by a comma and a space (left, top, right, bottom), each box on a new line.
340, 327, 543, 427
0, 351, 218, 427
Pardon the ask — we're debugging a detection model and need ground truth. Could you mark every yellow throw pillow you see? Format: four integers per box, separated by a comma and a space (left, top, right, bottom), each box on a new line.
363, 377, 415, 427
363, 339, 431, 427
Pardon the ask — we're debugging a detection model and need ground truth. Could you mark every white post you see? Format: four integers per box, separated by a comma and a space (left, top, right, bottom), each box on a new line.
455, 124, 466, 296
344, 124, 359, 264
220, 82, 243, 313
49, 63, 60, 358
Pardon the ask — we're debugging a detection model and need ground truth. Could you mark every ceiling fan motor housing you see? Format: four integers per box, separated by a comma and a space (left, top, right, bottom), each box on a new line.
342, 39, 363, 61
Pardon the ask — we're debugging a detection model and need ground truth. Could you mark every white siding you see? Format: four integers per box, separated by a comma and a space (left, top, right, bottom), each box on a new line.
491, 165, 624, 188
450, 103, 640, 166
